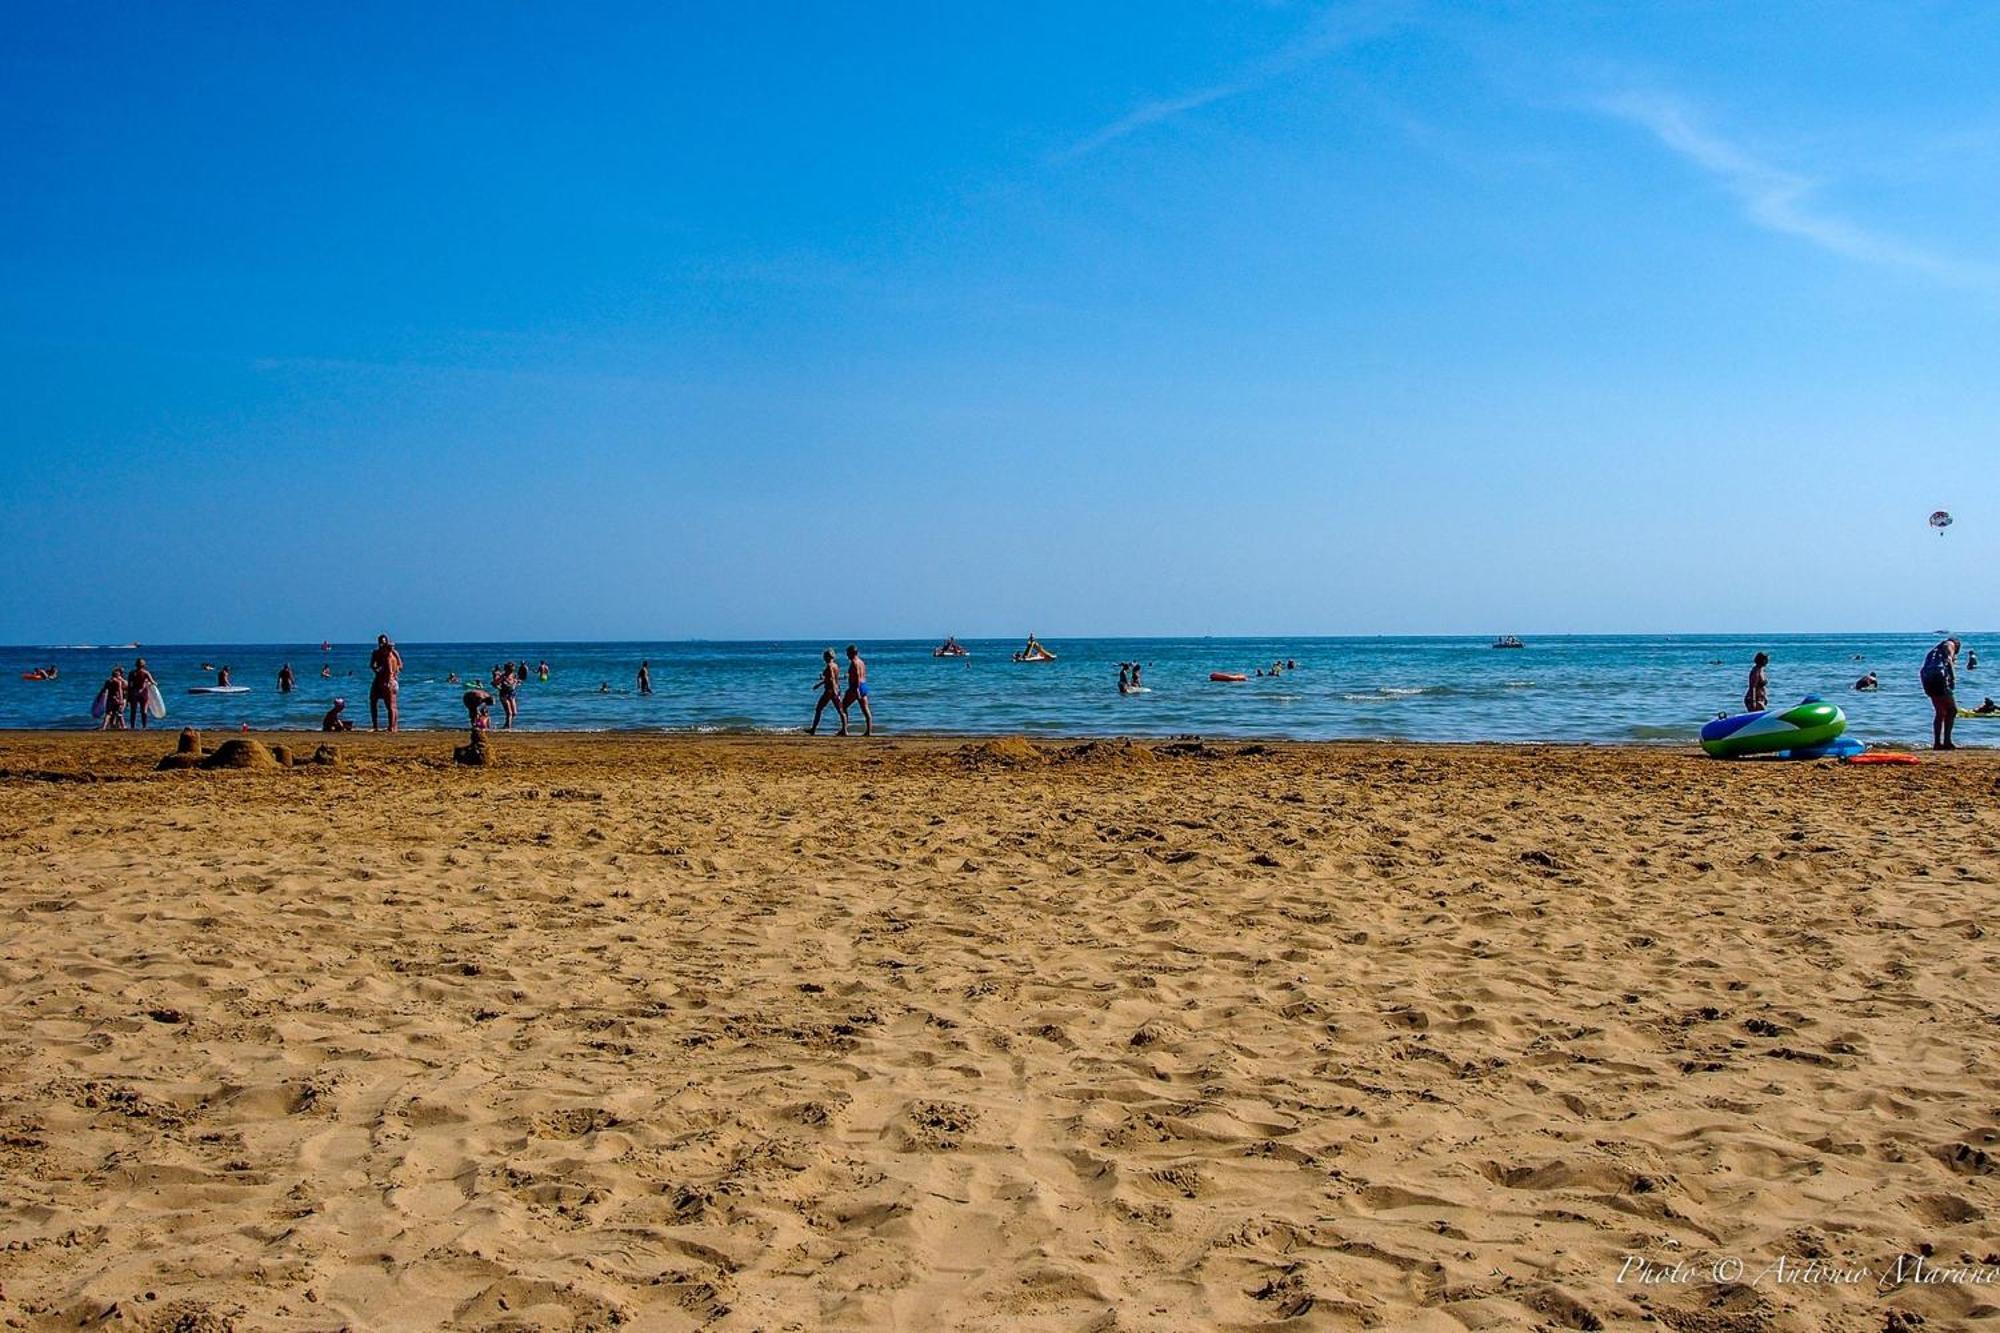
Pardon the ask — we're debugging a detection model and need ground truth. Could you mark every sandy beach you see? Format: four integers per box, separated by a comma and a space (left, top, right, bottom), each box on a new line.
1, 732, 1997, 1331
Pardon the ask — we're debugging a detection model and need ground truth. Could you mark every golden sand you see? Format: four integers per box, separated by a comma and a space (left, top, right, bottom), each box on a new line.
1, 732, 1997, 1331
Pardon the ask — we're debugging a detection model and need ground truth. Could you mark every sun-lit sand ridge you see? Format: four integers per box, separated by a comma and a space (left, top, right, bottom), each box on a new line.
2, 732, 1998, 1331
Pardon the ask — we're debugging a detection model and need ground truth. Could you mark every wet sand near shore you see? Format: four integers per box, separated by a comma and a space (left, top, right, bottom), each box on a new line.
2, 732, 1998, 1331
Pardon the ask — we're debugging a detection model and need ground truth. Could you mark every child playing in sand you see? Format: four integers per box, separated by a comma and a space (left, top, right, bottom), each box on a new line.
322, 698, 353, 731
462, 686, 493, 729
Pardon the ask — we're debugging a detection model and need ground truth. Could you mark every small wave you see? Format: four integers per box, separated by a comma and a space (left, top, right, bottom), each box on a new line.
1503, 680, 1536, 689
1626, 723, 1698, 741
1342, 684, 1459, 702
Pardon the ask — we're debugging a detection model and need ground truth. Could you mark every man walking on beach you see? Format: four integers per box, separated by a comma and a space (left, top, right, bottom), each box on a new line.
842, 644, 872, 736
369, 634, 403, 732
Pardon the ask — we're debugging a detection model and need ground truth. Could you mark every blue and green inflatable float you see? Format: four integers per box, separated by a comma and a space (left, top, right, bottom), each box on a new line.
1700, 696, 1856, 760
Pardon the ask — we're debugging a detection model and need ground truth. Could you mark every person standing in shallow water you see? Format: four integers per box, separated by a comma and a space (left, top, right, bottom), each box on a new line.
1744, 652, 1769, 713
637, 661, 652, 695
369, 634, 402, 732
127, 657, 156, 729
98, 666, 127, 730
278, 663, 294, 695
496, 663, 520, 729
1922, 637, 1959, 751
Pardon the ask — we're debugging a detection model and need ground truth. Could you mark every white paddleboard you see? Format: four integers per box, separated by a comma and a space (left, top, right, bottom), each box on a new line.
188, 685, 251, 695
145, 683, 166, 719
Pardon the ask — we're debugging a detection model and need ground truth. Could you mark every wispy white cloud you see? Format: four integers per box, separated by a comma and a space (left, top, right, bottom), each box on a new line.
1593, 89, 1997, 289
1056, 0, 1412, 161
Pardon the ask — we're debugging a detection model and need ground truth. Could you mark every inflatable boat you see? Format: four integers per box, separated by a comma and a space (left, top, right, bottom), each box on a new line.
1699, 697, 1846, 759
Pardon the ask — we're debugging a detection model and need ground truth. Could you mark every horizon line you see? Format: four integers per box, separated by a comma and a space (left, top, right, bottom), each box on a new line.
4, 628, 1985, 651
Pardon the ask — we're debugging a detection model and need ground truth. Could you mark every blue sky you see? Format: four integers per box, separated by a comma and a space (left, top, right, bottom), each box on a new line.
4, 1, 1995, 642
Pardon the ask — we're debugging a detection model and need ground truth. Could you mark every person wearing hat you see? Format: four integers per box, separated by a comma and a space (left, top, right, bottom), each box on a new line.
322, 697, 353, 732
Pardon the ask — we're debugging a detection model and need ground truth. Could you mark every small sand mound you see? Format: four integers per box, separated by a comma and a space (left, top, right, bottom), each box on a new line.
159, 728, 208, 770
454, 732, 494, 766
199, 738, 280, 770
956, 736, 1046, 769
1051, 740, 1155, 769
1153, 739, 1226, 760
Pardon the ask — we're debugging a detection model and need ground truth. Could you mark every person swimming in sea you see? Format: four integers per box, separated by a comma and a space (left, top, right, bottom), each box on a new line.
843, 644, 872, 735
1973, 697, 2000, 716
1922, 637, 1959, 750
809, 649, 844, 735
1854, 672, 1878, 691
1745, 652, 1769, 712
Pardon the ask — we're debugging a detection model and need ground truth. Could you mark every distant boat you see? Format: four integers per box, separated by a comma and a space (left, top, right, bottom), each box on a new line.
1492, 635, 1525, 650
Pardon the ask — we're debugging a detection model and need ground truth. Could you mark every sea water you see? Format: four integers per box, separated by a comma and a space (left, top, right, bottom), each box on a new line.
2, 635, 1988, 746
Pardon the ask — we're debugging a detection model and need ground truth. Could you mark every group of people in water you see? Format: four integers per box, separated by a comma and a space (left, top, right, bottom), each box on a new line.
44, 638, 2000, 751
1749, 636, 1981, 750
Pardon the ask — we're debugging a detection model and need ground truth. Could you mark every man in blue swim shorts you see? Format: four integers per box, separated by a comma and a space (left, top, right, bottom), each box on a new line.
842, 644, 873, 736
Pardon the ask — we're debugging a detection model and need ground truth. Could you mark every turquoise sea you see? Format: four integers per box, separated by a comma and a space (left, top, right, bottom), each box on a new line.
1, 635, 1989, 746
